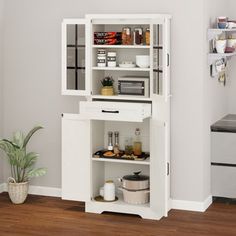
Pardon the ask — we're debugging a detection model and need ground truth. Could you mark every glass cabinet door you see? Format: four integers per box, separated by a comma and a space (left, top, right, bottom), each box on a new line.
62, 19, 90, 96
150, 18, 170, 101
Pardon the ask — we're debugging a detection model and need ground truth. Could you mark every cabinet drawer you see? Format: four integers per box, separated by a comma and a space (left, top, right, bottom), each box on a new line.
211, 165, 236, 198
79, 101, 151, 122
211, 132, 236, 164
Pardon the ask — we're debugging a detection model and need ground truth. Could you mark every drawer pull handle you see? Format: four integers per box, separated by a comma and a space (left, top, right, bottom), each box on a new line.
102, 110, 119, 114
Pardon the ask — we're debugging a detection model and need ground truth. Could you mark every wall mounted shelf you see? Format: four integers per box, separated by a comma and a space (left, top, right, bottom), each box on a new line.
208, 52, 236, 66
208, 28, 236, 41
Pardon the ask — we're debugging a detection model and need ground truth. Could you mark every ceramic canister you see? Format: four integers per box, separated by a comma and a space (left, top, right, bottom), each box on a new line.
97, 49, 106, 67
215, 39, 227, 53
103, 180, 115, 201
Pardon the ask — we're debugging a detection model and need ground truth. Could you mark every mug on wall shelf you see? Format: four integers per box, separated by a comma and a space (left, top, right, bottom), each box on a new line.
217, 16, 228, 29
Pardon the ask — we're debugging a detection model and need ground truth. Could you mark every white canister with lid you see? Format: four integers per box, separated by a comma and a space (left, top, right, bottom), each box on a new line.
97, 49, 106, 67
104, 180, 115, 201
107, 52, 117, 67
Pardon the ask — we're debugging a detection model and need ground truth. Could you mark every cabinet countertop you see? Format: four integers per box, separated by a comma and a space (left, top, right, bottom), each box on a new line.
211, 114, 236, 133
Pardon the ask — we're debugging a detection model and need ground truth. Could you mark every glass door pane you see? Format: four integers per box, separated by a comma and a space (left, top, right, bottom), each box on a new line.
66, 24, 86, 91
152, 24, 163, 96
62, 19, 89, 96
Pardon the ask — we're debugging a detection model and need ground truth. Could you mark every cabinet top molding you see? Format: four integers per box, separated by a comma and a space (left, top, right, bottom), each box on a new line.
85, 14, 171, 19
62, 14, 172, 22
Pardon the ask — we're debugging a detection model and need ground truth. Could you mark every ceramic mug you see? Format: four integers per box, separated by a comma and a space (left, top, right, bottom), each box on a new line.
218, 22, 228, 29
217, 16, 228, 29
215, 39, 227, 53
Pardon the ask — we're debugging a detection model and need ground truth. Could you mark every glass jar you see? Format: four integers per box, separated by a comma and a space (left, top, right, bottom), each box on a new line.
133, 128, 142, 156
145, 28, 150, 45
133, 27, 143, 45
122, 27, 132, 45
125, 137, 133, 155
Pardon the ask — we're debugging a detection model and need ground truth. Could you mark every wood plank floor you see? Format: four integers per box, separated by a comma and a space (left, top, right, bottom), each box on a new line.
0, 193, 236, 236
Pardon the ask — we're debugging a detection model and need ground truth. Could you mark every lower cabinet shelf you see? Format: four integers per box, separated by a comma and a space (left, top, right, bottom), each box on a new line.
86, 193, 163, 220
91, 193, 150, 209
92, 157, 150, 165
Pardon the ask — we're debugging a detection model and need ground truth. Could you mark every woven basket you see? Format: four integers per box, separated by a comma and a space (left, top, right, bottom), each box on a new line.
8, 178, 29, 204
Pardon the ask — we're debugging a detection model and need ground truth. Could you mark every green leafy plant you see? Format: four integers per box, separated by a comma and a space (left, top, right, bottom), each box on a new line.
0, 126, 47, 183
101, 76, 114, 87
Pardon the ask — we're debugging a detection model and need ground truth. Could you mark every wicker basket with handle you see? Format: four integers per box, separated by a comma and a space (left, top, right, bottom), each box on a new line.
8, 177, 29, 204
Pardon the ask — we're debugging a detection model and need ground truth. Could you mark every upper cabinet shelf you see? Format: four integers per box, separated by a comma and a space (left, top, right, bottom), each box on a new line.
92, 45, 151, 49
92, 66, 151, 72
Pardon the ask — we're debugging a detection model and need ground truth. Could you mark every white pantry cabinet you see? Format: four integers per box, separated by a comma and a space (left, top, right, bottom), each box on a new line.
61, 14, 171, 220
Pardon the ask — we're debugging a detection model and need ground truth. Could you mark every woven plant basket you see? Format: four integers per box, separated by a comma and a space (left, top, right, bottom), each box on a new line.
8, 177, 29, 204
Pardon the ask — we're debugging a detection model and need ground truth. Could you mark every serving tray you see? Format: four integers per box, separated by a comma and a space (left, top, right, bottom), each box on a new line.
93, 150, 150, 161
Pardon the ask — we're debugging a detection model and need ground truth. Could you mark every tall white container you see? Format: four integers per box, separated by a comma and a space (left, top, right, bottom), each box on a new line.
104, 180, 115, 201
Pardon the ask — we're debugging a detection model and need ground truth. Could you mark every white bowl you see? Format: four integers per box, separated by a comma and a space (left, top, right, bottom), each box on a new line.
136, 55, 150, 68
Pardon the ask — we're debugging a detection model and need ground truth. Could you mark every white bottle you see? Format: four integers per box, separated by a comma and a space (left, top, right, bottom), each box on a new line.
104, 180, 115, 201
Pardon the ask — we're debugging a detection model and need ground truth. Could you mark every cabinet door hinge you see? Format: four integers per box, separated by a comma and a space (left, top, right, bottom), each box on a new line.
167, 162, 170, 176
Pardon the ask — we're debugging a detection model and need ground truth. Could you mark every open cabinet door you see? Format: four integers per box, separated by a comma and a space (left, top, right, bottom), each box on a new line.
150, 119, 168, 218
62, 113, 91, 201
62, 19, 91, 96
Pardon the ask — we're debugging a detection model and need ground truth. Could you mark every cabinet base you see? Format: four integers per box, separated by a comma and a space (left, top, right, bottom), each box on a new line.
85, 201, 163, 220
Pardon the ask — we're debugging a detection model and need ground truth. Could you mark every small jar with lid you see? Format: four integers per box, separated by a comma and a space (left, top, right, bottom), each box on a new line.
133, 27, 143, 45
145, 28, 150, 45
122, 27, 132, 45
107, 52, 117, 67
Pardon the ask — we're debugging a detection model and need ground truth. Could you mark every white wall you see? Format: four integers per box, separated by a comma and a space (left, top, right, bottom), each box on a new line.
2, 0, 227, 203
0, 0, 5, 184
227, 1, 236, 113
201, 0, 230, 201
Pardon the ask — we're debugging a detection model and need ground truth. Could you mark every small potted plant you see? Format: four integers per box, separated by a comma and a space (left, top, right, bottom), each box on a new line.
100, 76, 114, 96
0, 126, 47, 204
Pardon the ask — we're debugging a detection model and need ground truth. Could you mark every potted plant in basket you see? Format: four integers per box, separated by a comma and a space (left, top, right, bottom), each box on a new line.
0, 126, 46, 204
100, 76, 114, 96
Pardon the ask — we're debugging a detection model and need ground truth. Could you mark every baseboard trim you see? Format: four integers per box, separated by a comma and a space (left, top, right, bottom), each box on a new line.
0, 183, 61, 198
28, 185, 61, 197
1, 183, 213, 212
0, 183, 6, 193
171, 195, 212, 212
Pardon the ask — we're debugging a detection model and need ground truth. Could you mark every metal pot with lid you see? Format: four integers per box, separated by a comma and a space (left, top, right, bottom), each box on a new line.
119, 171, 149, 191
